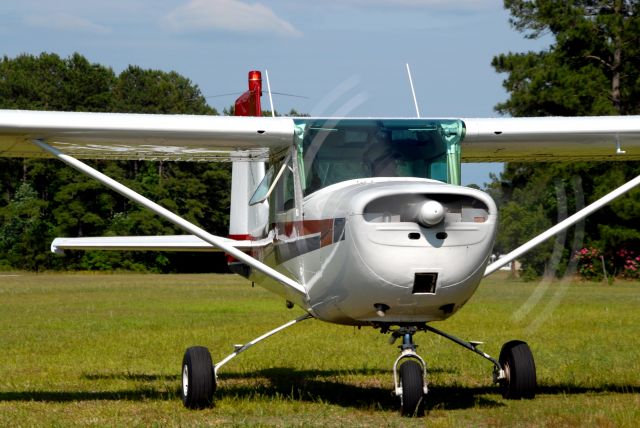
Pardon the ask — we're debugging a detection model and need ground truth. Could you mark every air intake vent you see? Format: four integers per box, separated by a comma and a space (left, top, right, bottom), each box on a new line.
413, 272, 437, 294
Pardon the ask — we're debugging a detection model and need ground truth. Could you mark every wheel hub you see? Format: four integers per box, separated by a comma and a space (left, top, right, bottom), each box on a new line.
182, 364, 189, 396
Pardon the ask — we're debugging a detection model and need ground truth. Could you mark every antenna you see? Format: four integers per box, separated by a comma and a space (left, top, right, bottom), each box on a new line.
265, 69, 275, 118
406, 63, 420, 118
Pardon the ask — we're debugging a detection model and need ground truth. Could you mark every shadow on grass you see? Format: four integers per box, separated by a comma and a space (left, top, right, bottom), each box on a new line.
0, 388, 174, 402
1, 367, 638, 412
537, 383, 640, 395
218, 366, 453, 379
217, 367, 504, 411
81, 372, 178, 382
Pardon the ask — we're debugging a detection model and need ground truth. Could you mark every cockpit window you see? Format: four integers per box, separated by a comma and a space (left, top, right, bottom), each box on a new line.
294, 119, 464, 196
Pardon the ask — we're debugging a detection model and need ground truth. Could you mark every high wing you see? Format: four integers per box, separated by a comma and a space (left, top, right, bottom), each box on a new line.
462, 116, 640, 162
0, 110, 294, 161
2, 110, 640, 162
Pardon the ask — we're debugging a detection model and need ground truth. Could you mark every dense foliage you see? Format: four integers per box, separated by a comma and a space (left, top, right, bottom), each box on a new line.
490, 1, 640, 279
0, 53, 231, 272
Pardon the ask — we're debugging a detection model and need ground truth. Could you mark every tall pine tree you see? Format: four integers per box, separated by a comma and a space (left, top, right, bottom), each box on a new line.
490, 1, 640, 278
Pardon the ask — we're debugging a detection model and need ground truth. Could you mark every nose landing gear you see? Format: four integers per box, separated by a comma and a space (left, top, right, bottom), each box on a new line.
390, 327, 428, 416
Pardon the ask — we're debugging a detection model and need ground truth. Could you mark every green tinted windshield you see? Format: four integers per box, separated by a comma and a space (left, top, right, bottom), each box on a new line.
294, 118, 463, 196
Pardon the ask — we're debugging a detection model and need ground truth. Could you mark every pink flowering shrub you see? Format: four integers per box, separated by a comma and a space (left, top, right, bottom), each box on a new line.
615, 249, 640, 279
574, 247, 604, 281
575, 247, 640, 281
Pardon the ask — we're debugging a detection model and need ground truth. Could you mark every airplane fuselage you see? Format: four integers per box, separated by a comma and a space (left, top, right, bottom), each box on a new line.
243, 177, 497, 325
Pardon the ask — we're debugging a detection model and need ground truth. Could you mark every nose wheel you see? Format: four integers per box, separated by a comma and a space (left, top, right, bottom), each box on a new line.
398, 359, 425, 416
390, 327, 428, 417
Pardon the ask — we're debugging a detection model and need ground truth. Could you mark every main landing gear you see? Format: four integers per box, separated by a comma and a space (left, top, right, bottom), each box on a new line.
180, 313, 312, 409
181, 315, 536, 416
381, 324, 537, 417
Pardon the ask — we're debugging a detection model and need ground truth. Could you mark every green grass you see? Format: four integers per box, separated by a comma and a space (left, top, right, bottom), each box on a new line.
0, 273, 639, 426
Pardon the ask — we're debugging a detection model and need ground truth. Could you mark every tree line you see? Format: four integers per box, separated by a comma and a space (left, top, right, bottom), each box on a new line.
0, 52, 231, 272
488, 0, 640, 280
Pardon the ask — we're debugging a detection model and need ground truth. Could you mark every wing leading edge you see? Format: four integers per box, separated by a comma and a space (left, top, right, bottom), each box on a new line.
0, 110, 295, 161
462, 116, 640, 162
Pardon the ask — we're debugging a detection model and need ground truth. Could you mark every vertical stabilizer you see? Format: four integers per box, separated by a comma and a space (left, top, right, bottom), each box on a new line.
229, 161, 267, 240
229, 71, 268, 252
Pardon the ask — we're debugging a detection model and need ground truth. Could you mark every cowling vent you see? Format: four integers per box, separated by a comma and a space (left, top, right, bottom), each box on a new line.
413, 272, 437, 294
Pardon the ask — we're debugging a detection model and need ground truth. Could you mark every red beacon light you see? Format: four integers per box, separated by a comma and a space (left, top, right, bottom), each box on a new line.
234, 70, 262, 117
248, 70, 262, 95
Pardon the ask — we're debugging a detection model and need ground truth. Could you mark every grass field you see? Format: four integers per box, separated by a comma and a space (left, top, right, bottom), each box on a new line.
0, 273, 639, 427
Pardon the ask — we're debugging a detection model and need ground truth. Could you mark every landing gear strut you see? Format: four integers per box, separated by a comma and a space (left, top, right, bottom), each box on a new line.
382, 323, 537, 417
181, 314, 312, 409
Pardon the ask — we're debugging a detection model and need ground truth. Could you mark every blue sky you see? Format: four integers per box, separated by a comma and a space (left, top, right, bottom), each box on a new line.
2, 0, 551, 186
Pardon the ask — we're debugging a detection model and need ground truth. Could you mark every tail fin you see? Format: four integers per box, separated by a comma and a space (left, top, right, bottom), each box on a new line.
228, 71, 268, 272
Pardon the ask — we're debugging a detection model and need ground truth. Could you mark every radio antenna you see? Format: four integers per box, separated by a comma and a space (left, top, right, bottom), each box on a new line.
405, 63, 420, 118
265, 69, 275, 117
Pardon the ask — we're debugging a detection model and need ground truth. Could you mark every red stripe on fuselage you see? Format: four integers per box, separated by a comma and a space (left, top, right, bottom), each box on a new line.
272, 219, 336, 248
228, 218, 346, 277
228, 234, 252, 240
226, 234, 253, 263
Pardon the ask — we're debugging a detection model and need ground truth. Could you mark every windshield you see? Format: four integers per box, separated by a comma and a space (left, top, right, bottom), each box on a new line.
294, 118, 464, 196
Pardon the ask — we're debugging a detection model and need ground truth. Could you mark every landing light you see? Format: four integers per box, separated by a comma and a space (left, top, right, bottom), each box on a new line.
374, 303, 390, 317
417, 200, 445, 227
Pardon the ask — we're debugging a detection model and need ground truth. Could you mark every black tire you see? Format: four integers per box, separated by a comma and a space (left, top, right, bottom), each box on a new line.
181, 346, 216, 409
399, 360, 425, 417
499, 340, 536, 399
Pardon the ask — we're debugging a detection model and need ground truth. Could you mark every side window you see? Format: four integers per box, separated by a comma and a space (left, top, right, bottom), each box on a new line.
271, 158, 295, 214
249, 165, 275, 206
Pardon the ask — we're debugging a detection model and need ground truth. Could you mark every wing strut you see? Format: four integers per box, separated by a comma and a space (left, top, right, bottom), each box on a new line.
484, 174, 640, 276
32, 139, 307, 298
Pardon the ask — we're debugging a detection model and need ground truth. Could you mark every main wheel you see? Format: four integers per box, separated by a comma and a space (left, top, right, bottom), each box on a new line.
181, 346, 216, 409
399, 360, 425, 417
499, 340, 536, 399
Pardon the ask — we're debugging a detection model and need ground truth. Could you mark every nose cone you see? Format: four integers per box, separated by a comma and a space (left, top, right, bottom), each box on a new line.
417, 200, 445, 226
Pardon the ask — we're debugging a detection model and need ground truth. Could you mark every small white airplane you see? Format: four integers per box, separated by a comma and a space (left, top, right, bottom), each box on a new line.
2, 70, 640, 416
